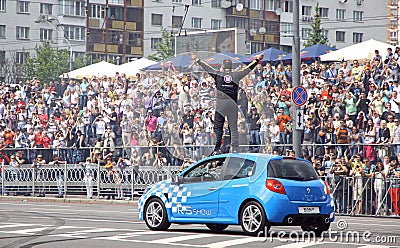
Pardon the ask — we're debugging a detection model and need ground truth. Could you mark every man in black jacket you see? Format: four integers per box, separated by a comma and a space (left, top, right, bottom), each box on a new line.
191, 53, 263, 154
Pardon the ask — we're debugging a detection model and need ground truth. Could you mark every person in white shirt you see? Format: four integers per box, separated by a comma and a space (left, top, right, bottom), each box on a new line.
269, 120, 280, 153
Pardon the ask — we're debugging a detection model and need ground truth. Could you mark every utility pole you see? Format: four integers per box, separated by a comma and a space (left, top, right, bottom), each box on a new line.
292, 0, 302, 157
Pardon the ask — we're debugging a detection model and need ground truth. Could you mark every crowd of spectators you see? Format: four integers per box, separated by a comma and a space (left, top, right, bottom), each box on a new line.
0, 47, 399, 213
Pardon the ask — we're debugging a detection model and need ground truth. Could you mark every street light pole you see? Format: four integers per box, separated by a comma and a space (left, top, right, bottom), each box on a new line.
46, 19, 73, 72
36, 15, 73, 71
292, 0, 302, 157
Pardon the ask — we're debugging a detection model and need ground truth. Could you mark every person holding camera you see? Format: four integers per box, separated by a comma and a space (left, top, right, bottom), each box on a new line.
191, 53, 263, 155
153, 152, 167, 168
31, 154, 46, 197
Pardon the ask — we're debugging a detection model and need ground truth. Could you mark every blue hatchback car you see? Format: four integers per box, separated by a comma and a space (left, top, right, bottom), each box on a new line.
138, 153, 335, 236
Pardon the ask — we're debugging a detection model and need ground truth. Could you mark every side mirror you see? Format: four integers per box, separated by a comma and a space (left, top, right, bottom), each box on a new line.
177, 176, 184, 184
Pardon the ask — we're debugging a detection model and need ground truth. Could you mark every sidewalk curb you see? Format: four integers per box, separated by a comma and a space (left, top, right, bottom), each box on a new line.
0, 196, 138, 206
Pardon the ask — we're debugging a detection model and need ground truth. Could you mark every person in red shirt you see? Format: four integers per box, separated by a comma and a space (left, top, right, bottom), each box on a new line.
33, 128, 44, 148
42, 130, 52, 162
277, 107, 291, 152
3, 128, 15, 148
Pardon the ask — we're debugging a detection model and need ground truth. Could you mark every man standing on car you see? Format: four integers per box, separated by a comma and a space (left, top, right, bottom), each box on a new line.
191, 53, 264, 155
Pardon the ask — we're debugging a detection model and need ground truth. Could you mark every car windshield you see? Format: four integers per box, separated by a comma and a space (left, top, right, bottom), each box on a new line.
268, 159, 318, 181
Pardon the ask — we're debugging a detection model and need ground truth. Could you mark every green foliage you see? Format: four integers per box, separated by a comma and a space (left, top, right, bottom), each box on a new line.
73, 53, 92, 70
303, 2, 330, 48
148, 28, 175, 62
25, 42, 69, 83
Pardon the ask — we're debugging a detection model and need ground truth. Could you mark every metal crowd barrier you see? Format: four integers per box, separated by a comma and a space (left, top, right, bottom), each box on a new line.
0, 162, 182, 199
322, 176, 400, 218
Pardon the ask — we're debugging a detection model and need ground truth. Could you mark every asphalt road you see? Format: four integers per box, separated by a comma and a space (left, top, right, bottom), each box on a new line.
0, 201, 399, 248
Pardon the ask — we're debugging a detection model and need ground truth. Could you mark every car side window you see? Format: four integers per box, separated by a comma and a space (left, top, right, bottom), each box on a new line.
183, 158, 225, 183
222, 157, 256, 180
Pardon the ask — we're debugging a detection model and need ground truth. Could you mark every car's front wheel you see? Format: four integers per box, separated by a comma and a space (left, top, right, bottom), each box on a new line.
206, 224, 229, 232
240, 201, 267, 236
144, 198, 171, 231
301, 222, 330, 236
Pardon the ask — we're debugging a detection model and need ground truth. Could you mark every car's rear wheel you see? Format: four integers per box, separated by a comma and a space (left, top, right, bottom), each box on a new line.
301, 222, 330, 236
206, 224, 229, 232
144, 198, 171, 231
240, 201, 267, 236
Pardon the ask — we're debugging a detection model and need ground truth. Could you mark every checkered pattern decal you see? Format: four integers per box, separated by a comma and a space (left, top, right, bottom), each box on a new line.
138, 179, 192, 220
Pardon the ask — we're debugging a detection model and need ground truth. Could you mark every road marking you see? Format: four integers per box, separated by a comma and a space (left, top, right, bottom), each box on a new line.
29, 208, 136, 214
0, 224, 38, 229
206, 237, 260, 248
267, 241, 320, 248
6, 227, 49, 234
150, 233, 211, 244
0, 203, 71, 208
29, 216, 141, 224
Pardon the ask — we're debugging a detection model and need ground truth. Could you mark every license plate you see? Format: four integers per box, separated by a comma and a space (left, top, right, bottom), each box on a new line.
298, 207, 320, 214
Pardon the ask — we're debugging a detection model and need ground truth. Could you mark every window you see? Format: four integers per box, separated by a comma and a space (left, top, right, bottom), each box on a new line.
226, 16, 247, 29
322, 29, 328, 39
390, 19, 397, 28
63, 1, 85, 16
90, 4, 104, 18
192, 17, 202, 29
183, 158, 226, 183
319, 7, 328, 18
172, 15, 183, 28
0, 0, 5, 11
391, 0, 397, 5
336, 31, 345, 42
302, 5, 312, 16
64, 25, 85, 41
127, 32, 141, 46
108, 6, 123, 20
0, 51, 5, 64
280, 22, 293, 35
283, 0, 293, 13
353, 11, 363, 21
40, 3, 52, 14
301, 28, 311, 40
151, 37, 162, 50
336, 9, 345, 20
211, 19, 222, 30
192, 0, 202, 5
268, 159, 319, 181
222, 157, 256, 180
17, 1, 29, 13
0, 25, 5, 38
16, 26, 29, 39
16, 52, 26, 64
353, 32, 363, 43
266, 0, 277, 11
211, 0, 221, 7
172, 0, 182, 3
151, 14, 162, 26
390, 8, 397, 16
250, 0, 262, 10
390, 31, 397, 39
40, 28, 52, 41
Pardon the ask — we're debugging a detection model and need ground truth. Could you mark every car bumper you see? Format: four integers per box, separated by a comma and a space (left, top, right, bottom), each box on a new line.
264, 195, 335, 224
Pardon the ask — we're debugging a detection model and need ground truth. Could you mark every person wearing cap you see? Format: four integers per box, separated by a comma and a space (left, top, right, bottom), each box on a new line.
191, 53, 264, 155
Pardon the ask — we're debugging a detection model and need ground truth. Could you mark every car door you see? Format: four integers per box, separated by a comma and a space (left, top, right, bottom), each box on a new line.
171, 157, 226, 219
218, 157, 257, 218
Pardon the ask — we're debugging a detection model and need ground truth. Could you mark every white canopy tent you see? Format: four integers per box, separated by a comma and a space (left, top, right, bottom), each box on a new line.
118, 58, 156, 78
62, 61, 119, 79
320, 39, 395, 62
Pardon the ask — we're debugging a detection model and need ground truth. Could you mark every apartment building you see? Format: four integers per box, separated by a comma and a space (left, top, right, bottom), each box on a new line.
388, 0, 399, 46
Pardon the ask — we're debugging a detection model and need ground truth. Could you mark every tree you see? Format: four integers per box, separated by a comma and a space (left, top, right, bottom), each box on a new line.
26, 42, 69, 83
148, 28, 175, 62
303, 3, 330, 48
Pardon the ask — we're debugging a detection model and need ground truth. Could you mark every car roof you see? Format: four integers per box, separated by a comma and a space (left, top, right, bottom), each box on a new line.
180, 153, 310, 174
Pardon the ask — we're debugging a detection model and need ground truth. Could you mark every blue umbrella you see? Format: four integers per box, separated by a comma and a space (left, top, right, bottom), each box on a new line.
203, 52, 243, 68
279, 44, 337, 64
142, 54, 193, 72
240, 48, 287, 65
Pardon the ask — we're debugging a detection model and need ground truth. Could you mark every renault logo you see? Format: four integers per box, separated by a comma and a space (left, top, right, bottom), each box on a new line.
307, 188, 311, 193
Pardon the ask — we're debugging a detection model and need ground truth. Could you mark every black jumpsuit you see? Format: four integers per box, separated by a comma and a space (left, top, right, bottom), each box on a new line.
197, 59, 260, 151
